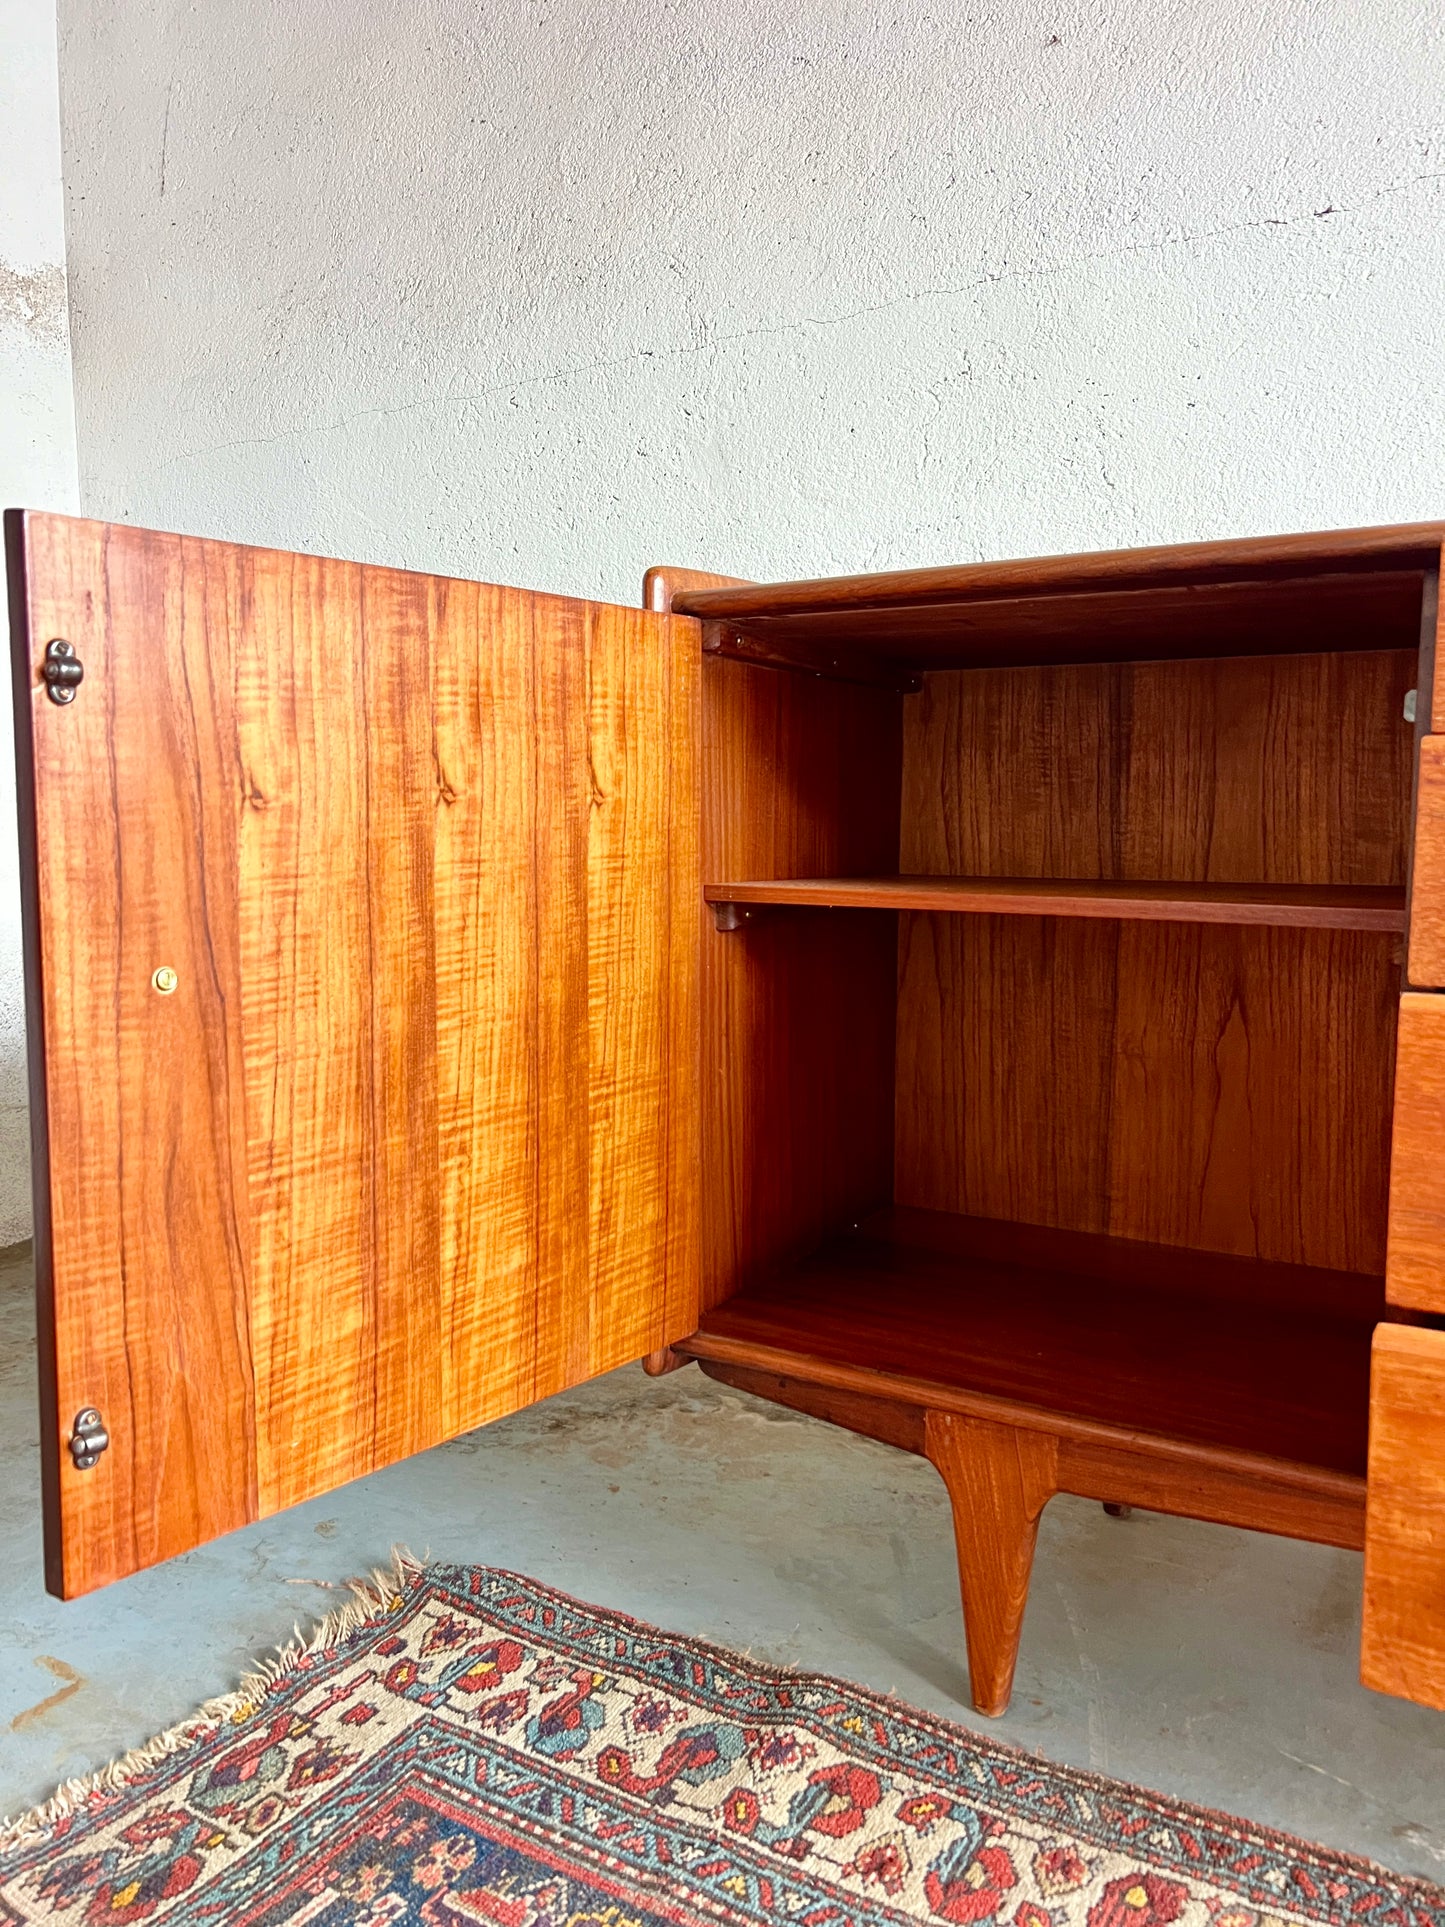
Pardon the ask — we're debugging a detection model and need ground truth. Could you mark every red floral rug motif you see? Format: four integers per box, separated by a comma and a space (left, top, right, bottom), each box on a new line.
0, 1559, 1440, 1926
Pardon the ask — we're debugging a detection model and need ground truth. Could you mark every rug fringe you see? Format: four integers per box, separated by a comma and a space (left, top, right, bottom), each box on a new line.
0, 1546, 424, 1857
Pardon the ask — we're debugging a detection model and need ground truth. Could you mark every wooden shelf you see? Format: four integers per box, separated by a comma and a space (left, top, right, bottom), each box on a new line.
704, 876, 1407, 932
681, 1209, 1387, 1476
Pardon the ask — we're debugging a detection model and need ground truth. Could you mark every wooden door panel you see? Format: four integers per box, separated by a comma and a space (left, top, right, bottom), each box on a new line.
9, 512, 699, 1596
1362, 1323, 1445, 1709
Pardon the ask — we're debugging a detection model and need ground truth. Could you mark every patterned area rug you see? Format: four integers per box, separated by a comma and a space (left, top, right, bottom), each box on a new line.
1, 1560, 1441, 1926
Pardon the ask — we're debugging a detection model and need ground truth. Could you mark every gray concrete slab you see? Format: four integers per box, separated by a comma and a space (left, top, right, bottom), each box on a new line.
1, 1249, 1442, 1876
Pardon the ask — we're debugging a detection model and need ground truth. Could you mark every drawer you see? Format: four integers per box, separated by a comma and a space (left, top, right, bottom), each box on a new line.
1361, 1322, 1445, 1708
1409, 735, 1445, 988
1386, 992, 1445, 1313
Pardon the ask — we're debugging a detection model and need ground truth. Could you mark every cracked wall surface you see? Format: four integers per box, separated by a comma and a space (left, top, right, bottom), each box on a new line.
0, 0, 79, 1246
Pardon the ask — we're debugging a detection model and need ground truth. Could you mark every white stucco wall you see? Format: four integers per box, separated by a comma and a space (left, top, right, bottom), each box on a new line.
32, 0, 1445, 1270
57, 0, 1445, 596
0, 0, 77, 1245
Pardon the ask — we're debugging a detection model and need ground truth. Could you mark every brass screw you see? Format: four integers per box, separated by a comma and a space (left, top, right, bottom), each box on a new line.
151, 966, 179, 995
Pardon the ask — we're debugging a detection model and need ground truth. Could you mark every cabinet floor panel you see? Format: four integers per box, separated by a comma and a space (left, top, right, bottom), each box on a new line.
703, 876, 1406, 930
685, 1208, 1387, 1476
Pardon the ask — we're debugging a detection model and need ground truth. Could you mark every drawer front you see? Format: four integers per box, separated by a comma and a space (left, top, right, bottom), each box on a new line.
1362, 1322, 1445, 1708
1386, 992, 1445, 1313
1407, 736, 1445, 989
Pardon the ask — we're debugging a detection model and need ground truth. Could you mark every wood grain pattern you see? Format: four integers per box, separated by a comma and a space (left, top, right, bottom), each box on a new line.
9, 516, 259, 1594
704, 876, 1404, 930
896, 651, 1410, 1272
733, 576, 1426, 673
675, 521, 1445, 617
676, 525, 1435, 677
1361, 1322, 1445, 1710
685, 1213, 1381, 1473
666, 531, 1422, 1709
242, 554, 444, 1509
642, 565, 750, 614
899, 919, 1398, 1272
704, 624, 923, 690
12, 511, 699, 1596
864, 1203, 1390, 1318
699, 655, 902, 1307
677, 1321, 1372, 1506
900, 651, 1414, 886
1384, 992, 1445, 1313
1401, 557, 1437, 975
1421, 543, 1445, 732
697, 575, 1428, 678
1406, 735, 1445, 989
1054, 1435, 1364, 1550
924, 1412, 1057, 1716
1107, 924, 1396, 1270
692, 1361, 1365, 1550
640, 1347, 692, 1377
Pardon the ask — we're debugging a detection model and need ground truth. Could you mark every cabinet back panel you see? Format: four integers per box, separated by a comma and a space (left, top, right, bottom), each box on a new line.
896, 916, 1397, 1272
901, 651, 1414, 883
701, 658, 902, 1305
896, 650, 1412, 1273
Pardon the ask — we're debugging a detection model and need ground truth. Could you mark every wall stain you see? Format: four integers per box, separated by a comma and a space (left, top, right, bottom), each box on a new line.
11, 1655, 83, 1730
0, 258, 69, 349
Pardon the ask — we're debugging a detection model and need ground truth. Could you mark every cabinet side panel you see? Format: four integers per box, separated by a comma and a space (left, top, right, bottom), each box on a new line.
701, 659, 902, 1306
1362, 1322, 1445, 1710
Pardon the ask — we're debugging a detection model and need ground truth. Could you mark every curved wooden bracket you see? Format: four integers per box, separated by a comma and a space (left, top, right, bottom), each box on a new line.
641, 1347, 693, 1378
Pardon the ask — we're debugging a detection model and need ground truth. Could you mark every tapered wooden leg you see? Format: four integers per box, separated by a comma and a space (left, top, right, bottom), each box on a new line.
924, 1412, 1059, 1717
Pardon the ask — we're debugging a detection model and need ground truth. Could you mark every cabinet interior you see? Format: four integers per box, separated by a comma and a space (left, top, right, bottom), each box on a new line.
694, 583, 1423, 1480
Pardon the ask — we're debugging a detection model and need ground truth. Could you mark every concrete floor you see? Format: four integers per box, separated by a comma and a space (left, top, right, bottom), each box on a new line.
1, 1249, 1442, 1879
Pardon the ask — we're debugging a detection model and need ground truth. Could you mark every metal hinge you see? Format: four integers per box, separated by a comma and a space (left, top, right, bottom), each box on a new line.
43, 639, 84, 705
68, 1407, 109, 1470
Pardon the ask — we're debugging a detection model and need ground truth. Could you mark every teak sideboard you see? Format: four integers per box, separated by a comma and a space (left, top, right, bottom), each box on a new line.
8, 510, 1445, 1719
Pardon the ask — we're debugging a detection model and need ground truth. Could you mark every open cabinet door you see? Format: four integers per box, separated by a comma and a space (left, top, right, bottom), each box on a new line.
7, 511, 699, 1598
